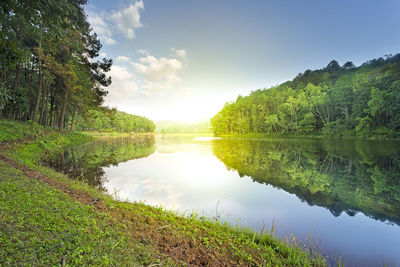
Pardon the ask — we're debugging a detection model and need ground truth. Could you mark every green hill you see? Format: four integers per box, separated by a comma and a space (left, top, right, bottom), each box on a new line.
211, 54, 400, 139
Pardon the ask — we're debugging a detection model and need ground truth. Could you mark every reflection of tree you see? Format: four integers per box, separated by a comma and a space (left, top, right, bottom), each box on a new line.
212, 138, 400, 225
45, 136, 156, 189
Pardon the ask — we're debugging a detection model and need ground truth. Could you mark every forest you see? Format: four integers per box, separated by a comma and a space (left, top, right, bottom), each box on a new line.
211, 55, 400, 139
74, 107, 155, 133
0, 0, 154, 132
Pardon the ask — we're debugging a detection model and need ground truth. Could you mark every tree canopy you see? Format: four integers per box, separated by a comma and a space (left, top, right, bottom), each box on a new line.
0, 0, 154, 132
74, 107, 156, 133
211, 55, 400, 139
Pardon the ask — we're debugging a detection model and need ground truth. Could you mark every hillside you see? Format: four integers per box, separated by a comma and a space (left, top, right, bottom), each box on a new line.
211, 54, 400, 139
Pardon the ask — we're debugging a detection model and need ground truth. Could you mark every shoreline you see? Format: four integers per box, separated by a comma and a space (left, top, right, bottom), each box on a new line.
0, 120, 326, 265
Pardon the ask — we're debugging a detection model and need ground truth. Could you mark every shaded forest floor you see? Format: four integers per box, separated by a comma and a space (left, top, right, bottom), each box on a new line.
0, 120, 326, 266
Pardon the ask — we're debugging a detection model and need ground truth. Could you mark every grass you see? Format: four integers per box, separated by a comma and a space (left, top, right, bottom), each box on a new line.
0, 119, 41, 142
0, 161, 162, 266
0, 119, 92, 147
0, 119, 327, 266
110, 202, 326, 265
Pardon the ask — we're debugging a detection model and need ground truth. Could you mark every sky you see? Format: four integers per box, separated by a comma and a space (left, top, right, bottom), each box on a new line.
85, 0, 400, 122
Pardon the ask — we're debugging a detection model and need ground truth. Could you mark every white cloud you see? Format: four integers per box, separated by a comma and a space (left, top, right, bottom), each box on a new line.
111, 0, 144, 39
116, 56, 132, 63
87, 12, 116, 45
99, 52, 107, 58
137, 49, 149, 55
87, 0, 144, 45
171, 48, 186, 58
176, 50, 186, 58
105, 65, 139, 105
105, 49, 187, 100
132, 50, 186, 95
102, 36, 117, 45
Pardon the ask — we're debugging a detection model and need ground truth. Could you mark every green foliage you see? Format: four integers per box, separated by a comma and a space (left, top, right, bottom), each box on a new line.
211, 54, 400, 139
73, 107, 155, 133
0, 120, 91, 169
0, 119, 38, 142
0, 0, 113, 130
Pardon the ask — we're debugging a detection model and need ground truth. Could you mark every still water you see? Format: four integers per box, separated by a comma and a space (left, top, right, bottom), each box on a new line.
47, 135, 400, 266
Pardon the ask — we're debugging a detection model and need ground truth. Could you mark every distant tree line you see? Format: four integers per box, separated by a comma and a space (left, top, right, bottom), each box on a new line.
0, 0, 121, 131
211, 55, 400, 139
74, 107, 155, 133
155, 121, 211, 134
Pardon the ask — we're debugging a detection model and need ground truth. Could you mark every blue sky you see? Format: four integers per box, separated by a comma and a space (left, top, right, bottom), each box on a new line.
86, 0, 400, 122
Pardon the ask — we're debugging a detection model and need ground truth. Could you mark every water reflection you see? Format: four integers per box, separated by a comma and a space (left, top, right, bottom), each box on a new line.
212, 138, 400, 225
45, 135, 400, 265
46, 136, 400, 225
45, 136, 155, 188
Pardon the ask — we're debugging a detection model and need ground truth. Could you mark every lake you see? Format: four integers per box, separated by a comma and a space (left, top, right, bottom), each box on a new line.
46, 135, 400, 266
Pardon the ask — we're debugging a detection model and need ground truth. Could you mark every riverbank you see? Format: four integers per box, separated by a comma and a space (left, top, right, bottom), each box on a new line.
83, 131, 156, 138
213, 132, 400, 141
0, 120, 326, 265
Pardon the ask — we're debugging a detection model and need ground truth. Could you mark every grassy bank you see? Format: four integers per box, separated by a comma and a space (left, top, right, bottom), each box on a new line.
0, 120, 326, 266
0, 160, 162, 266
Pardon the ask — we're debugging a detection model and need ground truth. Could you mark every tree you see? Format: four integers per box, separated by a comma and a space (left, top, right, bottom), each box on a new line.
0, 0, 113, 131
211, 55, 400, 139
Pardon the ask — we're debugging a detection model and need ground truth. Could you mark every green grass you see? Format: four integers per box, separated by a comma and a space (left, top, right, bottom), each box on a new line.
0, 119, 40, 142
0, 161, 163, 266
0, 120, 327, 265
0, 119, 92, 147
111, 202, 326, 266
11, 130, 91, 168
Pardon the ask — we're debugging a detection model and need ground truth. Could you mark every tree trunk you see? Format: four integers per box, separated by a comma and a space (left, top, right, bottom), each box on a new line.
70, 110, 76, 131
42, 81, 50, 125
14, 63, 20, 89
58, 90, 68, 132
344, 106, 349, 122
32, 62, 42, 121
39, 79, 46, 124
30, 62, 34, 84
39, 79, 50, 125
24, 65, 28, 83
1, 60, 6, 82
49, 94, 55, 127
8, 64, 21, 119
